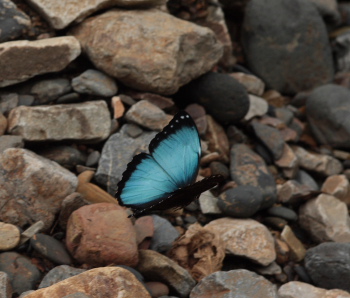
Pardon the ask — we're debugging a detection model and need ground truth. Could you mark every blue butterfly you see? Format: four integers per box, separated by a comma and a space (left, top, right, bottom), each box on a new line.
116, 111, 224, 218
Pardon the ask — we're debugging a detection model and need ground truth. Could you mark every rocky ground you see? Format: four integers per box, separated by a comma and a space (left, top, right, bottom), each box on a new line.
2, 0, 350, 297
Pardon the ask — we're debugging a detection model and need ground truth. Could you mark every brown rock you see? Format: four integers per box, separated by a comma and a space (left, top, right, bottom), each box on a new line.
0, 135, 24, 153
274, 236, 290, 265
277, 180, 318, 205
292, 146, 343, 176
66, 203, 138, 267
7, 101, 111, 142
299, 194, 350, 243
263, 90, 288, 107
0, 37, 81, 87
70, 9, 223, 95
136, 249, 196, 297
125, 90, 175, 110
205, 115, 230, 162
26, 0, 167, 30
280, 226, 306, 262
0, 222, 20, 251
278, 281, 350, 298
0, 112, 7, 135
205, 218, 276, 266
24, 267, 151, 298
134, 216, 154, 249
275, 144, 299, 178
145, 281, 169, 298
125, 100, 171, 131
168, 223, 225, 281
0, 148, 78, 230
321, 174, 350, 206
111, 96, 125, 119
230, 72, 265, 96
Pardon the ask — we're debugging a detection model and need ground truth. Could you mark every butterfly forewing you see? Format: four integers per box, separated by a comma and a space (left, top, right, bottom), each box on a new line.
149, 111, 201, 188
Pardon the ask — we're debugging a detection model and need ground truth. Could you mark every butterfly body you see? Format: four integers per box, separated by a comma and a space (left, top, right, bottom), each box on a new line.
116, 111, 223, 217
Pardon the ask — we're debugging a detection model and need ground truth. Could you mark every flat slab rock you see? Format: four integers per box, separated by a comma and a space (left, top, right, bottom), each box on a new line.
0, 148, 78, 230
26, 0, 167, 29
24, 267, 151, 298
7, 101, 111, 142
0, 36, 81, 87
70, 8, 223, 95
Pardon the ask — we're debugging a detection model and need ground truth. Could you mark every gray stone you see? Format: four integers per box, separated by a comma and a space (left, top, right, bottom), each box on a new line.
305, 242, 350, 292
0, 271, 12, 298
31, 79, 71, 104
150, 215, 180, 254
70, 9, 223, 95
242, 0, 334, 94
72, 69, 118, 97
244, 94, 269, 121
190, 269, 278, 298
95, 124, 156, 195
8, 101, 111, 142
0, 0, 31, 42
306, 84, 350, 148
294, 169, 319, 191
0, 148, 78, 230
0, 135, 24, 153
0, 37, 81, 87
230, 144, 276, 209
0, 93, 18, 114
0, 252, 41, 295
39, 265, 86, 288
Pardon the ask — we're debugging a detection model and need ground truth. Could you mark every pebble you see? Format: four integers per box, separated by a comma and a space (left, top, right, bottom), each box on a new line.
294, 169, 319, 191
280, 226, 306, 262
39, 265, 86, 289
150, 215, 180, 254
230, 72, 265, 96
66, 203, 138, 267
299, 193, 350, 242
23, 267, 151, 298
305, 242, 350, 292
274, 144, 299, 179
134, 216, 154, 249
209, 161, 229, 179
111, 96, 125, 119
217, 185, 264, 218
266, 206, 298, 222
321, 174, 350, 205
277, 180, 318, 205
145, 281, 169, 298
85, 150, 100, 167
30, 233, 72, 265
72, 69, 118, 97
0, 148, 78, 230
31, 78, 71, 104
263, 217, 288, 230
230, 144, 277, 209
126, 90, 175, 110
205, 218, 276, 266
0, 93, 18, 114
0, 252, 41, 295
244, 94, 269, 121
198, 190, 222, 215
136, 249, 196, 298
0, 271, 12, 298
190, 269, 278, 298
0, 135, 24, 153
278, 281, 350, 298
0, 222, 20, 251
125, 100, 171, 131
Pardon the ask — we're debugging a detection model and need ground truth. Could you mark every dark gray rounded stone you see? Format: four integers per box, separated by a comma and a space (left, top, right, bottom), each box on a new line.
217, 185, 264, 217
39, 265, 86, 288
305, 242, 350, 291
178, 72, 249, 124
306, 84, 350, 148
242, 0, 334, 94
266, 206, 298, 221
0, 252, 41, 295
30, 233, 72, 265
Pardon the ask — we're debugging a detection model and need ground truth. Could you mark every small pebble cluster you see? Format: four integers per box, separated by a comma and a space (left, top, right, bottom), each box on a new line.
2, 0, 350, 298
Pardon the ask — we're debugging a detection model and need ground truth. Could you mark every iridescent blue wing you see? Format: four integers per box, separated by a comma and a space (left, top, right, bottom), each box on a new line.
116, 111, 202, 215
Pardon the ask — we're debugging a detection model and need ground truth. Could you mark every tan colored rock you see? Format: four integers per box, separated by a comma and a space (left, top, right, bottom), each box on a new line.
205, 218, 276, 266
0, 222, 20, 251
322, 174, 350, 206
0, 112, 7, 135
66, 203, 138, 267
8, 101, 111, 142
205, 115, 230, 162
278, 281, 350, 298
70, 9, 223, 95
0, 272, 12, 298
26, 0, 167, 30
277, 180, 316, 204
0, 149, 78, 230
299, 194, 350, 243
292, 146, 343, 176
0, 37, 81, 87
136, 249, 196, 297
24, 267, 151, 298
281, 226, 306, 262
230, 72, 265, 96
244, 94, 269, 121
125, 100, 171, 131
19, 221, 45, 246
111, 96, 125, 119
275, 144, 299, 178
